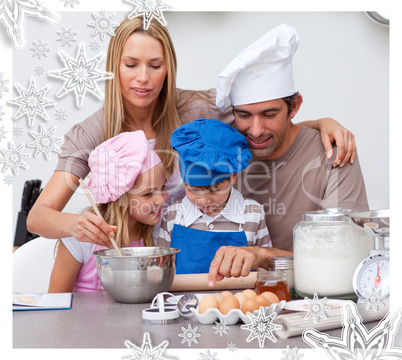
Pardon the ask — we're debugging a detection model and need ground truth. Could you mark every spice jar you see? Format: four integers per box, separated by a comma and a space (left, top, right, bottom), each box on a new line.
293, 208, 373, 300
268, 256, 296, 300
254, 270, 290, 301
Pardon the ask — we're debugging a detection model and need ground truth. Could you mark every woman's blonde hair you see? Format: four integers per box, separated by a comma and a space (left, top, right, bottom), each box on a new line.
104, 17, 179, 177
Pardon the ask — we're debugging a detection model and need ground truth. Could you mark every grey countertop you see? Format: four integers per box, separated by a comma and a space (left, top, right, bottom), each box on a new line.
13, 291, 401, 350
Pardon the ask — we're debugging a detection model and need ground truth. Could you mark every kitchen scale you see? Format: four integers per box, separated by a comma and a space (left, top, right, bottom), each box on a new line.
348, 209, 390, 301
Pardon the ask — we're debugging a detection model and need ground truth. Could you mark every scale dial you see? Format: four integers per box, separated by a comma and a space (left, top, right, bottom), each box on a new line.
353, 253, 390, 299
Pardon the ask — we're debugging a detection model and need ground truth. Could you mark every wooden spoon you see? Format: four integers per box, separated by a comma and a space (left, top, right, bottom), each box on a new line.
78, 179, 122, 256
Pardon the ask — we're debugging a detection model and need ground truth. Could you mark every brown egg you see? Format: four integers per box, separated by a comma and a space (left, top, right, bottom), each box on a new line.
213, 292, 224, 304
198, 295, 219, 314
234, 292, 247, 307
241, 298, 261, 314
242, 289, 257, 299
260, 291, 280, 305
219, 295, 240, 315
255, 294, 270, 307
221, 290, 233, 298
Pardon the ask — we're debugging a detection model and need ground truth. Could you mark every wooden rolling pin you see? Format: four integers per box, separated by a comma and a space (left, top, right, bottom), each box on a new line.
169, 272, 257, 292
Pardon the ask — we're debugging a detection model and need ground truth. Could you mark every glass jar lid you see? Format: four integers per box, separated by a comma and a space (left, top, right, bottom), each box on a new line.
268, 256, 294, 270
302, 208, 351, 222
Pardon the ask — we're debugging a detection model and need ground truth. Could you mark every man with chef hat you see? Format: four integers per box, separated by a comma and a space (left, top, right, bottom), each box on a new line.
208, 23, 369, 286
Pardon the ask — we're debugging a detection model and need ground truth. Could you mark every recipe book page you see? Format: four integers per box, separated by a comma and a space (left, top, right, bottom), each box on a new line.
13, 293, 73, 311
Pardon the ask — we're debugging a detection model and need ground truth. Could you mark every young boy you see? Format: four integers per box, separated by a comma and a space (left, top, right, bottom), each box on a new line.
158, 118, 272, 274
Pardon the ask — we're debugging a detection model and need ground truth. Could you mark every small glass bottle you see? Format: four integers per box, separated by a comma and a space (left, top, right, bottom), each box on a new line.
254, 270, 290, 302
268, 256, 296, 300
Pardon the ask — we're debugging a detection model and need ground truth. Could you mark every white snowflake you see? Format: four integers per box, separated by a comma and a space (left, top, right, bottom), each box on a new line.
240, 306, 282, 348
361, 287, 386, 312
178, 324, 201, 347
61, 0, 79, 8
124, 332, 171, 360
54, 108, 68, 122
199, 349, 218, 360
302, 293, 331, 324
27, 124, 62, 160
226, 342, 237, 352
56, 25, 77, 47
13, 125, 24, 137
34, 64, 46, 77
8, 77, 55, 127
281, 346, 304, 360
48, 42, 114, 108
0, 141, 30, 175
0, 105, 5, 120
30, 38, 51, 59
213, 319, 230, 336
0, 0, 60, 48
3, 174, 15, 185
0, 72, 10, 98
89, 39, 101, 52
303, 301, 402, 359
0, 125, 7, 142
88, 10, 119, 41
126, 0, 168, 30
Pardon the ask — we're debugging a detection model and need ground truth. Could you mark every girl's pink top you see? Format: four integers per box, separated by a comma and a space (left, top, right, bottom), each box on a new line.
73, 239, 144, 292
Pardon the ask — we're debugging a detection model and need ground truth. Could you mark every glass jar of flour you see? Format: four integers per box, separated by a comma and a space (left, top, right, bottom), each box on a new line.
293, 208, 373, 300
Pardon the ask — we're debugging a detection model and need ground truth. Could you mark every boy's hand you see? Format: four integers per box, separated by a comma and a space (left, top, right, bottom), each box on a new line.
207, 246, 260, 287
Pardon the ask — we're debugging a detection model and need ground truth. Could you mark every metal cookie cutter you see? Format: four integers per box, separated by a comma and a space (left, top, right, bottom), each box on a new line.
177, 293, 199, 317
142, 292, 179, 325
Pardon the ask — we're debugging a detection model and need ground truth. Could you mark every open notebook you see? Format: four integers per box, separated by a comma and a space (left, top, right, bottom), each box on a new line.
13, 293, 73, 311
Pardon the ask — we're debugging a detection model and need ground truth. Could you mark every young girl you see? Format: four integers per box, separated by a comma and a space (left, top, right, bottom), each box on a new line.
48, 131, 167, 293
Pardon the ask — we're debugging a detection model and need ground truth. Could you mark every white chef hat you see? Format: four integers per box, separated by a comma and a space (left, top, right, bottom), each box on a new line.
216, 24, 299, 110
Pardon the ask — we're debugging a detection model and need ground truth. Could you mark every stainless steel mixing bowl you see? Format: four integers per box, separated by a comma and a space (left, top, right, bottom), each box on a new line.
93, 247, 180, 304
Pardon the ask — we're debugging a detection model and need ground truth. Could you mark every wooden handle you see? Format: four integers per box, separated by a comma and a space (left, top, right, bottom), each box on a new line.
169, 272, 257, 292
78, 179, 122, 256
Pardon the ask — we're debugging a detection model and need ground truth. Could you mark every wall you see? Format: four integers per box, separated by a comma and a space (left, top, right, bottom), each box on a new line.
8, 11, 389, 238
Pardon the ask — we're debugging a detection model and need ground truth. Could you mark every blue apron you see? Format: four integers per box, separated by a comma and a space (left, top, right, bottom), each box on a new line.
170, 212, 248, 274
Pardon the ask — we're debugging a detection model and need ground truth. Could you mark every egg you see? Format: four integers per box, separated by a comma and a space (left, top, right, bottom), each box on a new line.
260, 291, 280, 305
221, 290, 233, 298
234, 292, 247, 306
241, 298, 261, 314
219, 295, 240, 314
255, 294, 270, 307
213, 292, 224, 304
242, 289, 257, 299
198, 295, 219, 314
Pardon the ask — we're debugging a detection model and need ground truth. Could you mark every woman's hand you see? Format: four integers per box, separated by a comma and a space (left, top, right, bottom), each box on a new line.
317, 118, 356, 167
27, 171, 116, 246
296, 118, 357, 167
71, 211, 117, 247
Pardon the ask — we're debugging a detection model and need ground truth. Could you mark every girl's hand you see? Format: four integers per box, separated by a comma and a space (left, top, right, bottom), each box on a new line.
318, 118, 356, 167
71, 211, 117, 247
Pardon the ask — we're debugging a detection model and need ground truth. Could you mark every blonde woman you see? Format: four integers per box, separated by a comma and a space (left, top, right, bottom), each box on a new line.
28, 17, 356, 247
